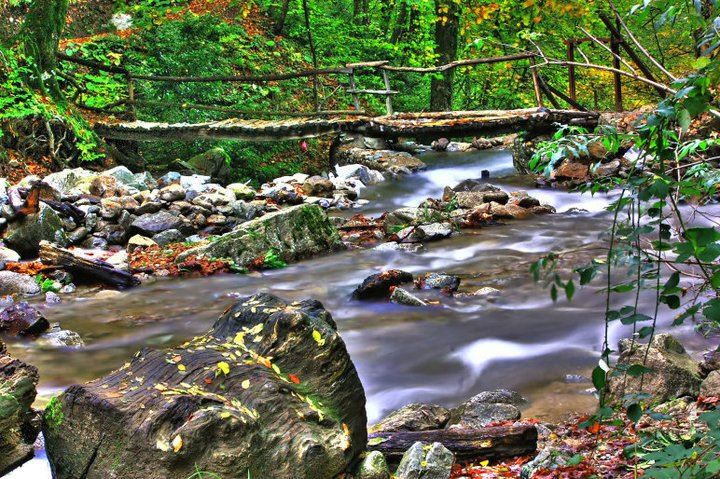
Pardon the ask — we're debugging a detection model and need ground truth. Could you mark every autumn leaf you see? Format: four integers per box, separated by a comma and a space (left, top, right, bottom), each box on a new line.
216, 361, 231, 376
288, 374, 300, 384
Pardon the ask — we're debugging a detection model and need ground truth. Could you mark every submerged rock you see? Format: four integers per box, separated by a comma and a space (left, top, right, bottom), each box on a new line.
179, 204, 343, 267
395, 442, 454, 479
43, 293, 367, 479
370, 403, 451, 433
0, 339, 40, 475
352, 270, 414, 300
609, 334, 701, 403
418, 273, 461, 292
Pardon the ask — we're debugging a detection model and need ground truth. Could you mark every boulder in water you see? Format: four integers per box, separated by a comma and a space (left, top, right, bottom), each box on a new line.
395, 442, 454, 479
0, 339, 40, 475
352, 270, 414, 300
4, 203, 68, 257
0, 301, 50, 337
390, 287, 427, 307
178, 204, 343, 267
43, 293, 367, 479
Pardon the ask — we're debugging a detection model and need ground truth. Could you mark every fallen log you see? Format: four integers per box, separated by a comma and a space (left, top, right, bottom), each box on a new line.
368, 424, 538, 461
39, 241, 139, 288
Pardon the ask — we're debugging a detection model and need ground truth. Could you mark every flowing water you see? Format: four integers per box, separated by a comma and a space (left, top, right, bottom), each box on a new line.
4, 149, 714, 478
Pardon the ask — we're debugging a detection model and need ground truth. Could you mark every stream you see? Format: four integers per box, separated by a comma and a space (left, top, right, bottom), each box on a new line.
4, 149, 712, 478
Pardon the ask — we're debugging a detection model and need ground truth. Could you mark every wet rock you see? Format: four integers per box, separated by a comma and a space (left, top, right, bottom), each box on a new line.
383, 208, 419, 235
4, 204, 68, 256
700, 370, 720, 397
509, 191, 540, 208
352, 270, 414, 300
227, 183, 256, 201
0, 271, 41, 296
395, 442, 454, 479
454, 190, 509, 208
390, 287, 427, 307
448, 390, 525, 428
0, 339, 40, 475
59, 283, 76, 294
45, 292, 61, 304
44, 293, 367, 479
178, 204, 343, 268
609, 334, 701, 403
335, 164, 385, 185
37, 325, 84, 348
374, 242, 425, 253
594, 159, 621, 177
336, 147, 426, 173
0, 247, 20, 263
485, 202, 533, 220
370, 404, 451, 433
473, 287, 501, 297
0, 301, 49, 337
432, 138, 450, 151
701, 349, 720, 374
303, 176, 335, 197
356, 451, 390, 479
159, 183, 186, 202
152, 229, 185, 246
130, 211, 183, 236
397, 223, 453, 242
418, 273, 460, 292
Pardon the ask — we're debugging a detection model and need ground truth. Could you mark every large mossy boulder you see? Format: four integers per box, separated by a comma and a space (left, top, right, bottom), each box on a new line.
609, 334, 702, 403
0, 340, 40, 475
177, 147, 233, 184
178, 204, 343, 267
4, 204, 68, 257
43, 293, 367, 479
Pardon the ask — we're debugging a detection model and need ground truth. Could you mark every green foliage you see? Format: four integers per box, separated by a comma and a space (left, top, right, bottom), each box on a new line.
34, 274, 60, 293
44, 396, 64, 430
262, 249, 287, 269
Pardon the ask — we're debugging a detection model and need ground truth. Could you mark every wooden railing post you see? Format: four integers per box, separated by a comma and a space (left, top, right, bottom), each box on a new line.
347, 68, 361, 111
567, 41, 576, 102
529, 56, 544, 108
381, 69, 394, 116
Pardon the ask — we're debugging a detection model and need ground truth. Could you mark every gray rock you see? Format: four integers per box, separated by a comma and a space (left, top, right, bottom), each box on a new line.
382, 208, 419, 235
374, 242, 425, 253
370, 403, 451, 433
178, 204, 344, 268
454, 190, 509, 209
0, 339, 40, 474
395, 442, 454, 479
0, 301, 49, 336
390, 287, 427, 307
352, 270, 414, 300
449, 389, 526, 428
45, 292, 61, 304
609, 334, 702, 403
420, 273, 460, 292
357, 451, 390, 479
303, 176, 335, 197
227, 183, 257, 201
0, 271, 41, 296
130, 211, 183, 236
398, 223, 452, 243
4, 204, 68, 256
59, 284, 76, 294
152, 229, 185, 246
37, 325, 84, 348
701, 370, 720, 397
159, 184, 186, 202
43, 293, 367, 479
158, 171, 182, 187
0, 246, 20, 263
42, 168, 97, 195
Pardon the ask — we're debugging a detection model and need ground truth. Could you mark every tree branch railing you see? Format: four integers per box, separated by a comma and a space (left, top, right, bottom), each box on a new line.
57, 51, 547, 119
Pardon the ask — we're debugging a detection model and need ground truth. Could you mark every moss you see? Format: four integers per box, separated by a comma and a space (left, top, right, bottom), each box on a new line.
44, 396, 64, 431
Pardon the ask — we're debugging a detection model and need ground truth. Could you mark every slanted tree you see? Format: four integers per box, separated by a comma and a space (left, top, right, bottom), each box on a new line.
20, 0, 69, 98
430, 0, 460, 111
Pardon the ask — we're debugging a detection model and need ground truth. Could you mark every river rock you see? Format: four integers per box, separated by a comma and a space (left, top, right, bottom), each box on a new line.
356, 451, 390, 479
397, 223, 452, 242
89, 175, 121, 198
152, 229, 185, 246
0, 271, 40, 296
130, 211, 183, 236
454, 190, 509, 208
44, 293, 367, 479
227, 183, 256, 201
127, 234, 157, 253
182, 147, 233, 184
553, 159, 589, 180
419, 273, 460, 292
336, 147, 426, 173
594, 159, 621, 177
0, 246, 20, 263
700, 370, 720, 397
383, 207, 419, 234
335, 164, 385, 185
369, 403, 451, 433
303, 176, 335, 197
395, 442, 454, 479
4, 203, 68, 256
609, 334, 701, 403
0, 340, 40, 475
390, 287, 427, 307
42, 168, 97, 195
0, 301, 49, 337
37, 325, 84, 348
352, 270, 414, 300
431, 138, 450, 151
178, 204, 343, 267
159, 184, 187, 202
448, 389, 525, 428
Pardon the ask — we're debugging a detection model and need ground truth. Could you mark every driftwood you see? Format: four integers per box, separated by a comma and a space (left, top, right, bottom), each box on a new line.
368, 424, 538, 460
39, 241, 139, 288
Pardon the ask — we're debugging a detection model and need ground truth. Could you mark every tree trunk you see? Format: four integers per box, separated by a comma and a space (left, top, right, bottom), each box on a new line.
20, 0, 69, 98
353, 0, 370, 25
390, 0, 409, 44
430, 0, 459, 112
273, 0, 291, 35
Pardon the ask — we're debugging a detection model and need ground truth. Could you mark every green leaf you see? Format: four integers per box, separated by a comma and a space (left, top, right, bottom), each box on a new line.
627, 403, 642, 423
627, 364, 653, 377
592, 366, 606, 391
564, 280, 575, 301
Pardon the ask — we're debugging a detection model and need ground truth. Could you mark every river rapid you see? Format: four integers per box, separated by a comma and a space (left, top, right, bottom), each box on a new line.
4, 149, 712, 478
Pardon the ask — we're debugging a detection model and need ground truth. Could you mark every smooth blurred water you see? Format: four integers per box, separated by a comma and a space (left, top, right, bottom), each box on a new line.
4, 149, 714, 477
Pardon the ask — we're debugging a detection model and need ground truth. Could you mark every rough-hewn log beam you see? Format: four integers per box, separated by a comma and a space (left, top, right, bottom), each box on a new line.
39, 241, 139, 288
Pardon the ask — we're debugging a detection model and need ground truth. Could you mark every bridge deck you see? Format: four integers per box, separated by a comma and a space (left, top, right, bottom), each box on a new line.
94, 109, 599, 142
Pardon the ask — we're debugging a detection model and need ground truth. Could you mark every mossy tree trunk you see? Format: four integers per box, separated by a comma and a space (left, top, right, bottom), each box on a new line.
430, 0, 459, 112
20, 0, 69, 99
